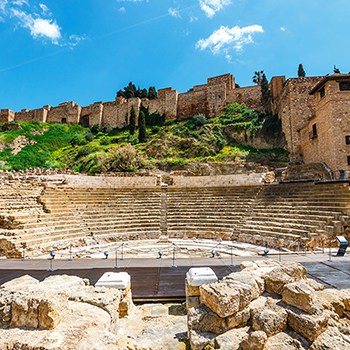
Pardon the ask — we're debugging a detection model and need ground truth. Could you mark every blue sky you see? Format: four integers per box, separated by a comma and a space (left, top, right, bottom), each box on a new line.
0, 0, 349, 111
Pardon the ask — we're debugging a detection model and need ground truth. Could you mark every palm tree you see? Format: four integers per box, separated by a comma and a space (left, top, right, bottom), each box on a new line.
252, 71, 264, 85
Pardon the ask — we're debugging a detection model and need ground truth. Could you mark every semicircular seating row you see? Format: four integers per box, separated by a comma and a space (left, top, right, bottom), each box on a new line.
0, 181, 349, 257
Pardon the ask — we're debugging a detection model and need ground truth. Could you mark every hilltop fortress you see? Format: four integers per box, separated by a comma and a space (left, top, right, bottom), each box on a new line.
1, 72, 350, 174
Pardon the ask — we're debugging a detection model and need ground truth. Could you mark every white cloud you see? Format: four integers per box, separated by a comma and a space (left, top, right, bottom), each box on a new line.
190, 15, 198, 22
118, 6, 126, 13
10, 7, 61, 43
280, 26, 286, 32
39, 3, 50, 15
0, 1, 85, 46
196, 24, 264, 60
168, 7, 181, 19
199, 0, 231, 18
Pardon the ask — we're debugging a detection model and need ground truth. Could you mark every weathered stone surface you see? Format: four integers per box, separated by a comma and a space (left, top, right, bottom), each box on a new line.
188, 304, 227, 334
264, 263, 307, 295
315, 289, 345, 317
200, 282, 240, 318
287, 305, 329, 342
225, 307, 250, 329
188, 330, 216, 350
251, 298, 288, 336
215, 326, 249, 350
241, 331, 267, 350
0, 301, 116, 350
310, 326, 350, 350
265, 332, 304, 350
282, 281, 317, 314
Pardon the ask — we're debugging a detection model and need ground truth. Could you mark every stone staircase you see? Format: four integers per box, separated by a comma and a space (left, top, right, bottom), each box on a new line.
237, 182, 350, 250
0, 179, 349, 258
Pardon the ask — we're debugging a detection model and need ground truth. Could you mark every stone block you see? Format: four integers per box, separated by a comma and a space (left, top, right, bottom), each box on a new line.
95, 272, 131, 290
264, 263, 307, 295
241, 331, 267, 350
185, 280, 200, 297
265, 332, 305, 350
186, 267, 218, 287
187, 304, 227, 335
286, 306, 329, 342
200, 282, 240, 318
282, 281, 317, 314
309, 326, 350, 350
251, 298, 288, 337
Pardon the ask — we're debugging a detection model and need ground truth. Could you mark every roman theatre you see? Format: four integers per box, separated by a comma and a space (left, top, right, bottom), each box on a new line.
0, 170, 349, 260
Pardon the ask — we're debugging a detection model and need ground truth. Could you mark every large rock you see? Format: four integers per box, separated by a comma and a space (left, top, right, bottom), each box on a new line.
264, 263, 307, 295
251, 298, 288, 336
188, 330, 217, 350
282, 281, 318, 314
310, 326, 350, 350
0, 288, 66, 330
241, 331, 267, 350
315, 289, 345, 317
215, 326, 249, 350
265, 332, 304, 350
200, 282, 240, 318
286, 305, 329, 342
0, 300, 116, 350
200, 271, 263, 318
188, 304, 227, 335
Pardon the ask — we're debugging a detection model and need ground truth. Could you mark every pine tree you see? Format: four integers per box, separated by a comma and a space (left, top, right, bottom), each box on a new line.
148, 86, 157, 100
138, 110, 147, 143
298, 64, 306, 77
129, 106, 136, 135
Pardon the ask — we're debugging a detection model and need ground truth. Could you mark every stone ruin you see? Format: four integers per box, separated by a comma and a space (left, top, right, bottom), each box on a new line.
186, 260, 350, 350
1, 261, 350, 349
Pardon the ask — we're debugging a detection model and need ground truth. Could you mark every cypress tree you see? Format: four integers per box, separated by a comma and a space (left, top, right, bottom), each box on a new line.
129, 106, 136, 135
261, 73, 270, 106
138, 110, 147, 143
298, 64, 306, 77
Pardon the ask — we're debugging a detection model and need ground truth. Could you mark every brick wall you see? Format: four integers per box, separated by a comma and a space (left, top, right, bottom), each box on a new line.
277, 77, 323, 162
300, 78, 350, 171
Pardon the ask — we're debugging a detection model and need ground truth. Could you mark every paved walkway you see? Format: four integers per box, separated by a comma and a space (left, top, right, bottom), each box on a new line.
1, 253, 349, 300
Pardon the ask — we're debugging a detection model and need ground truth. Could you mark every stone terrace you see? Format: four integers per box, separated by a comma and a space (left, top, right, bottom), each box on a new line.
0, 175, 350, 258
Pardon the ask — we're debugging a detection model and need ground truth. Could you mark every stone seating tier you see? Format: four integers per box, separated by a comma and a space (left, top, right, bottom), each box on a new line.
0, 181, 349, 257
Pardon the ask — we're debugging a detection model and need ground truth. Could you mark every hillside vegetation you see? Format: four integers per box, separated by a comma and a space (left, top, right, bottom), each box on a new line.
0, 103, 288, 174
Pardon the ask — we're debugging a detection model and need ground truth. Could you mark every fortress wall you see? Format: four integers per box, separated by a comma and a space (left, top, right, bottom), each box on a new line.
102, 101, 123, 129
0, 109, 15, 122
278, 77, 322, 161
81, 103, 103, 127
270, 76, 286, 114
207, 83, 227, 116
177, 87, 208, 119
145, 98, 164, 116
172, 173, 264, 187
62, 174, 158, 188
227, 85, 263, 111
15, 107, 50, 123
47, 102, 81, 124
163, 89, 178, 120
208, 73, 235, 90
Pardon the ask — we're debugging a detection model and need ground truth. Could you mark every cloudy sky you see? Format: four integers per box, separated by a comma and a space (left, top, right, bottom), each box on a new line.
0, 0, 349, 111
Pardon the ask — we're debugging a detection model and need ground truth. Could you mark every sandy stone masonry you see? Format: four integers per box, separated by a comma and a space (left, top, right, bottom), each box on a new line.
0, 274, 137, 350
187, 260, 350, 350
0, 173, 350, 258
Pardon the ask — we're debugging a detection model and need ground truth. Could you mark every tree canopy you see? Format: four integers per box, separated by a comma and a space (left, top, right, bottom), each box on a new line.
298, 64, 306, 77
117, 82, 158, 100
